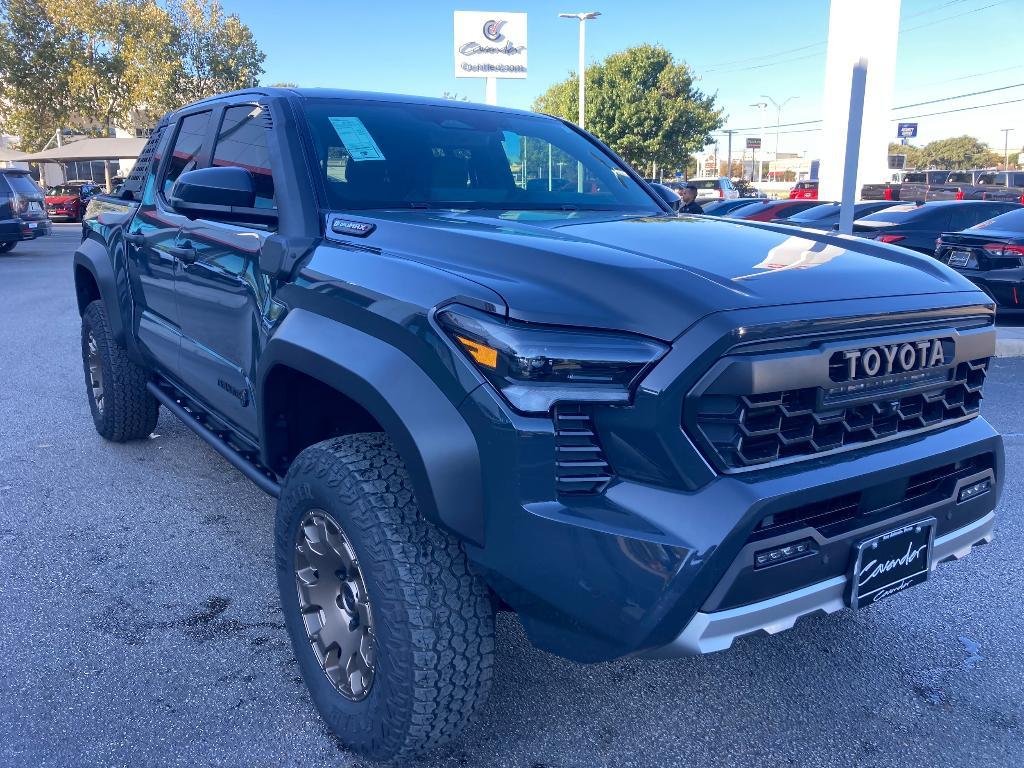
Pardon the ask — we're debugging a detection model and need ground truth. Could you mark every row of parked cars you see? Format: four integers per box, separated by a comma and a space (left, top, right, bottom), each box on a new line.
862, 169, 1024, 203
694, 195, 1024, 315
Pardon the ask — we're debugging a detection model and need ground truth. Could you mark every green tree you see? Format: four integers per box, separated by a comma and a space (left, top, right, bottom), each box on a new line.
0, 0, 78, 150
920, 135, 998, 169
533, 44, 723, 172
168, 0, 265, 106
47, 0, 178, 134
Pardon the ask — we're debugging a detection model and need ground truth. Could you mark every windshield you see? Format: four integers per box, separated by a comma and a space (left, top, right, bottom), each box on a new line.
302, 100, 660, 212
688, 179, 721, 189
5, 173, 43, 198
47, 185, 82, 196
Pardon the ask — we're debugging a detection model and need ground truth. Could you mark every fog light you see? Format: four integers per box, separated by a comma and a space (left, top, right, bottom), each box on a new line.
754, 539, 815, 569
958, 479, 991, 503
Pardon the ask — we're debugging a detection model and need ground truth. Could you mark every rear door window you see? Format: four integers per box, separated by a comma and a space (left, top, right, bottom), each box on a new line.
161, 111, 212, 198
949, 205, 1001, 231
211, 104, 276, 209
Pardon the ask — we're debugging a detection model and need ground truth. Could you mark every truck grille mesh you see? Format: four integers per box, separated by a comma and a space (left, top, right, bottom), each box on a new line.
692, 359, 988, 470
554, 405, 613, 494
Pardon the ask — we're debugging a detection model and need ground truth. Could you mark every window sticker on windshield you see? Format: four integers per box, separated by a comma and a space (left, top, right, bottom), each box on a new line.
328, 117, 385, 162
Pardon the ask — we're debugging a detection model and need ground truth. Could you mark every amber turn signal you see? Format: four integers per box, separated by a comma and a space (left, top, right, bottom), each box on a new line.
456, 336, 498, 369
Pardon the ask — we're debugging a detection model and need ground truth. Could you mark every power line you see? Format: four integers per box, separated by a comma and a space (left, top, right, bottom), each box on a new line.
719, 82, 1024, 133
893, 81, 1024, 109
698, 0, 1010, 77
892, 95, 1024, 120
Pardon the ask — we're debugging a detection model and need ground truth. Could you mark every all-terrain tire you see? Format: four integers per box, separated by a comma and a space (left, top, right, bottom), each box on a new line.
81, 300, 159, 441
275, 433, 495, 763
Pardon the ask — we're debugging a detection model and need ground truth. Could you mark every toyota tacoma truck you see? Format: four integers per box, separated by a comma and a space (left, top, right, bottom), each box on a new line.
73, 89, 1004, 762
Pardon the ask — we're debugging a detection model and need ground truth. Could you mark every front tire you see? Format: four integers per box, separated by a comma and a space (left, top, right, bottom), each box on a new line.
275, 433, 495, 762
0, 241, 15, 253
80, 300, 159, 441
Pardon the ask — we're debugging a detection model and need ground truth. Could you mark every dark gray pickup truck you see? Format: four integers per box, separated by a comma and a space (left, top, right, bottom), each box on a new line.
73, 88, 1003, 761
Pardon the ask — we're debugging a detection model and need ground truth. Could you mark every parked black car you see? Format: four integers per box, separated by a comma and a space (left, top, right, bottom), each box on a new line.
852, 200, 1021, 254
936, 207, 1024, 313
0, 169, 52, 252
74, 88, 1003, 762
699, 197, 767, 216
775, 200, 901, 229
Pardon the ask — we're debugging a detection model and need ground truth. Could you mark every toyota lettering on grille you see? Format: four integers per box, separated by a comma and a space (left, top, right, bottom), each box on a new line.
838, 339, 947, 381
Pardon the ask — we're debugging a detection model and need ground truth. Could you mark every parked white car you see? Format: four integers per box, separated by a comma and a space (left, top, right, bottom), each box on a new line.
687, 177, 739, 201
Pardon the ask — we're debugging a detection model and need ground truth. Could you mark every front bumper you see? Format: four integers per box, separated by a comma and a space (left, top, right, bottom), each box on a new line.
649, 510, 993, 657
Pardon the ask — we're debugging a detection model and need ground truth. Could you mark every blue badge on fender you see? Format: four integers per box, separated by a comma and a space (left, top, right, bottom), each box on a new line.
331, 219, 376, 237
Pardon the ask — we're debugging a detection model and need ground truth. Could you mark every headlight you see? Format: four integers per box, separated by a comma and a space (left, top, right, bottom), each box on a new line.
437, 306, 667, 414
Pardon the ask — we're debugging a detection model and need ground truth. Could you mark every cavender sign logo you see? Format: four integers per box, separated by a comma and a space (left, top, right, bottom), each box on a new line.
837, 338, 947, 381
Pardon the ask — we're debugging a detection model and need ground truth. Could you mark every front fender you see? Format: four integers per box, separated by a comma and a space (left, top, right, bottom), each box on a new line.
73, 235, 128, 346
257, 309, 484, 546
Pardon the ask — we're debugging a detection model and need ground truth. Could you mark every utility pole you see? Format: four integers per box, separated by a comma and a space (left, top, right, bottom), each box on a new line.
761, 94, 798, 174
750, 102, 767, 181
1001, 128, 1015, 170
559, 11, 601, 131
560, 11, 600, 193
723, 129, 736, 179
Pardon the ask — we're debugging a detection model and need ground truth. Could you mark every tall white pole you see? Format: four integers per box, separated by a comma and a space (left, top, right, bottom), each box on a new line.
578, 19, 586, 130
838, 60, 868, 235
485, 77, 497, 106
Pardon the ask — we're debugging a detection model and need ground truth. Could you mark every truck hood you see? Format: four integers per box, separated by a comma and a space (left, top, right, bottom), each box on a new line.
342, 210, 982, 341
45, 195, 78, 204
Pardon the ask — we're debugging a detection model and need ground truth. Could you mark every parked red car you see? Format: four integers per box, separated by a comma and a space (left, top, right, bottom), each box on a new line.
789, 180, 819, 200
44, 181, 101, 222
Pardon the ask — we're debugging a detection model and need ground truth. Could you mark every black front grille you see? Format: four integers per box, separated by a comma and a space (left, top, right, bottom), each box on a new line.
554, 405, 612, 495
746, 453, 992, 543
692, 359, 988, 470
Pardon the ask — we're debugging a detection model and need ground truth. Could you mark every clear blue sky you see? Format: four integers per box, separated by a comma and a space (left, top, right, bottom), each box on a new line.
219, 0, 1024, 157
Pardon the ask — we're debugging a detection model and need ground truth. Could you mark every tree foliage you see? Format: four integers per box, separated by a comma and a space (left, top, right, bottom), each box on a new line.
0, 0, 264, 149
533, 45, 723, 173
888, 136, 1006, 170
169, 0, 265, 106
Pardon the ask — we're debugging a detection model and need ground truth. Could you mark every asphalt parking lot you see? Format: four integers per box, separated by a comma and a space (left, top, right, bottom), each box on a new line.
1, 224, 1022, 768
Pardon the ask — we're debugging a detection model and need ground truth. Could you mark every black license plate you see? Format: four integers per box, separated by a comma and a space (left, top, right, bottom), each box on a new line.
848, 518, 935, 609
947, 250, 973, 268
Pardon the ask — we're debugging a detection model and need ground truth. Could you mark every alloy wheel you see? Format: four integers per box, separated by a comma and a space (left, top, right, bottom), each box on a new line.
86, 331, 104, 414
294, 509, 376, 701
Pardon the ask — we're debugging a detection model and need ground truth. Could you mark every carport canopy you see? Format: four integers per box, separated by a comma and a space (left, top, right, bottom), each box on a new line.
21, 137, 146, 162
0, 147, 30, 162
22, 137, 147, 191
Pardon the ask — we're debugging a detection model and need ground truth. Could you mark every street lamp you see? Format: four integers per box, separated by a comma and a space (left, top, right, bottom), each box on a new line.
750, 102, 767, 182
761, 94, 798, 176
558, 11, 600, 131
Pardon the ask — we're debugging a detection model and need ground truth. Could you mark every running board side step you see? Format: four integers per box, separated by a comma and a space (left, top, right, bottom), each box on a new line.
146, 381, 281, 498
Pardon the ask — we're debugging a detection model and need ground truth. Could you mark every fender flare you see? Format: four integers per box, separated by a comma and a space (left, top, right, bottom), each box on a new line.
257, 309, 484, 546
73, 236, 127, 345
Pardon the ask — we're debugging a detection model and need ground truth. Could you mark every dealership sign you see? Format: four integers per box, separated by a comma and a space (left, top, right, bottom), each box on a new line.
454, 11, 527, 79
746, 137, 761, 149
897, 122, 918, 139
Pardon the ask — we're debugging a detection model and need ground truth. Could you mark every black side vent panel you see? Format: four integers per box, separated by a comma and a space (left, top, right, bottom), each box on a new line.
259, 104, 273, 130
554, 405, 613, 495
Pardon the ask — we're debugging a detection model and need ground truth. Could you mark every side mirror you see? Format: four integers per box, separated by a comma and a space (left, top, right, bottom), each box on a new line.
649, 182, 682, 212
169, 166, 276, 225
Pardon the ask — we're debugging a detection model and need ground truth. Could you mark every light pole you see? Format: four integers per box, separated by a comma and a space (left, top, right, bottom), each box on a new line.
750, 102, 767, 182
558, 11, 600, 131
761, 94, 798, 179
1001, 128, 1015, 170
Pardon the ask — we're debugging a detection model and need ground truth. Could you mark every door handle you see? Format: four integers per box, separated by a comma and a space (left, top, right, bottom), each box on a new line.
167, 241, 197, 264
